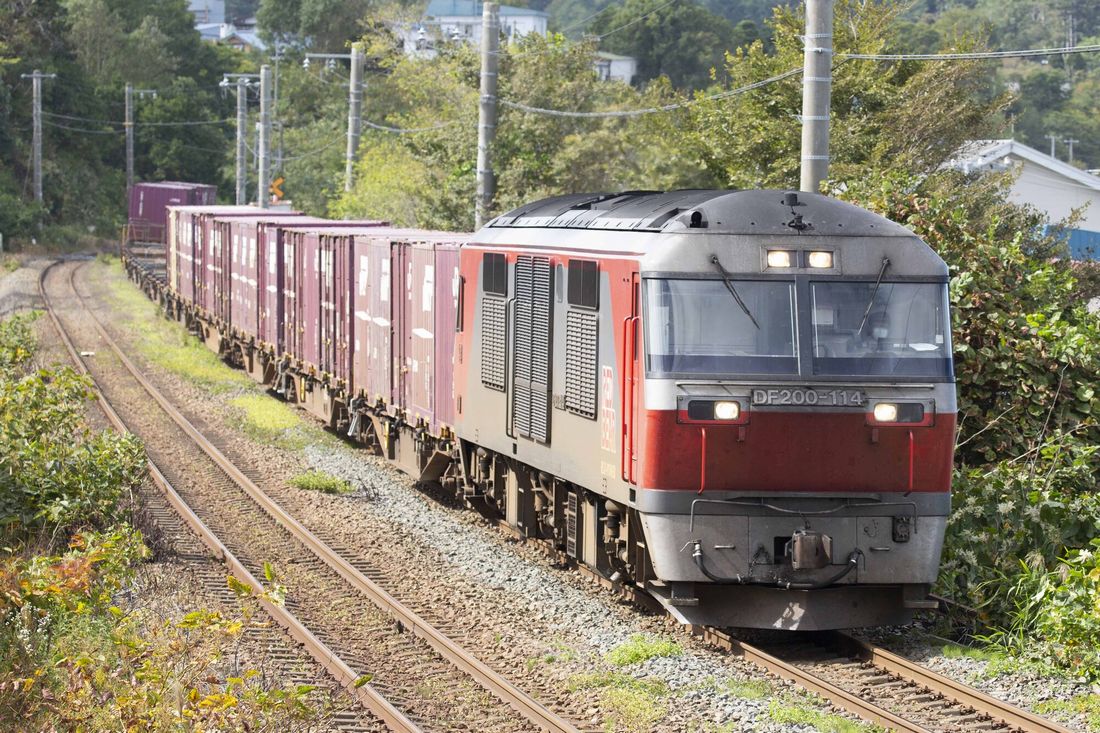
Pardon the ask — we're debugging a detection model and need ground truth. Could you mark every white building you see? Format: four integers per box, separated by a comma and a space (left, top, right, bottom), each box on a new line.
594, 51, 637, 85
946, 139, 1100, 259
421, 0, 547, 48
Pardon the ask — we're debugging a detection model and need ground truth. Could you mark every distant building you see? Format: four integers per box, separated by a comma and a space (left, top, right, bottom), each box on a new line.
594, 51, 637, 85
946, 139, 1100, 260
196, 22, 266, 52
188, 0, 225, 25
403, 0, 548, 55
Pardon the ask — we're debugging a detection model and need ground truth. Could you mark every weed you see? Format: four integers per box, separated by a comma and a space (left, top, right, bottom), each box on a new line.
602, 686, 666, 732
724, 677, 773, 699
289, 470, 351, 494
2, 256, 18, 273
768, 699, 877, 732
566, 671, 668, 697
228, 394, 307, 448
95, 263, 252, 393
604, 634, 683, 667
1036, 694, 1100, 731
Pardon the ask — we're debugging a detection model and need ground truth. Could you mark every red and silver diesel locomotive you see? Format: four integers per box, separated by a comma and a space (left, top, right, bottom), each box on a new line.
143, 188, 955, 630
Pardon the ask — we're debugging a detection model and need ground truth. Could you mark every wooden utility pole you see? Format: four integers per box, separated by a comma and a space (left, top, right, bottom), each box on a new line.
20, 69, 56, 204
799, 0, 833, 194
475, 2, 500, 228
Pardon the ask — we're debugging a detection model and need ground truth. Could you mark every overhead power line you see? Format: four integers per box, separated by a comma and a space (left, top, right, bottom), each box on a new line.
43, 111, 233, 127
42, 120, 125, 135
362, 118, 462, 134
842, 43, 1100, 61
500, 66, 804, 118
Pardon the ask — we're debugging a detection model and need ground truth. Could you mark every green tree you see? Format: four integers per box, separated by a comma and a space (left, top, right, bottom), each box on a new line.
672, 0, 1005, 190
590, 0, 738, 90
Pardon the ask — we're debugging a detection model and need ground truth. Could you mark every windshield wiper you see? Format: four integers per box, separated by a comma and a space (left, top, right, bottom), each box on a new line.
710, 254, 760, 330
857, 256, 891, 335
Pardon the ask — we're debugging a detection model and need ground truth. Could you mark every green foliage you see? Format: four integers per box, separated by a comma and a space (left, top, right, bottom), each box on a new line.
0, 529, 332, 729
0, 314, 146, 537
1036, 694, 1100, 731
289, 470, 352, 494
768, 700, 874, 733
672, 0, 1004, 190
589, 0, 742, 90
604, 633, 683, 666
980, 539, 1100, 681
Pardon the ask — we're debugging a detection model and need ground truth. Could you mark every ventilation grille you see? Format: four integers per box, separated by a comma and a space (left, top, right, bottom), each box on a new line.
480, 296, 506, 391
566, 491, 578, 558
512, 255, 553, 443
564, 310, 598, 419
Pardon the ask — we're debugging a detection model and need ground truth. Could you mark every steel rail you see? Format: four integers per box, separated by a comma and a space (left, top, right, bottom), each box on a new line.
698, 627, 934, 733
39, 260, 420, 733
829, 632, 1075, 733
62, 260, 581, 733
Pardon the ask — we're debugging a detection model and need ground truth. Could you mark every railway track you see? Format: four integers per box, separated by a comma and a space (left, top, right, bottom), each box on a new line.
42, 259, 586, 733
112, 252, 1078, 733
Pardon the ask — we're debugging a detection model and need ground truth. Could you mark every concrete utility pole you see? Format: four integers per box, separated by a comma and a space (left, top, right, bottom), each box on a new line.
125, 83, 134, 192
345, 45, 364, 192
222, 73, 258, 204
20, 69, 57, 204
1045, 134, 1058, 159
1064, 138, 1079, 164
799, 0, 833, 194
475, 2, 500, 228
236, 77, 248, 203
258, 64, 272, 209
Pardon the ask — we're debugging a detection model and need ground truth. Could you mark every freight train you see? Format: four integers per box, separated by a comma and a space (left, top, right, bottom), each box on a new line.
125, 185, 956, 630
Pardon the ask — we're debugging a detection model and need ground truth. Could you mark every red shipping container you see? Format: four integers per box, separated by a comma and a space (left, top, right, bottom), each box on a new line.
351, 233, 394, 405
168, 206, 262, 309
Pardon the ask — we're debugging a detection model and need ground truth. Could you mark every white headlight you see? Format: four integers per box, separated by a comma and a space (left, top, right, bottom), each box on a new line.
807, 251, 833, 268
767, 250, 792, 268
714, 401, 740, 420
873, 403, 898, 422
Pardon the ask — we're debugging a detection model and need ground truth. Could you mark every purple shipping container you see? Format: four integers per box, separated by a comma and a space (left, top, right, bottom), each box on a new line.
130, 182, 216, 244
347, 230, 467, 433
352, 233, 394, 405
286, 225, 387, 373
168, 206, 262, 308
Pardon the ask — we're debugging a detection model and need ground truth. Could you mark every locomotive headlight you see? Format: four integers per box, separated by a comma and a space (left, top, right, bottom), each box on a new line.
873, 403, 899, 422
766, 250, 793, 268
807, 251, 834, 268
714, 401, 740, 420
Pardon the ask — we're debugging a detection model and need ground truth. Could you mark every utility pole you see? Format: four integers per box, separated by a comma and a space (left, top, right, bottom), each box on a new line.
124, 84, 156, 193
1045, 133, 1058, 159
258, 64, 272, 209
1064, 138, 1079, 164
799, 0, 833, 194
222, 73, 258, 205
125, 83, 134, 192
20, 69, 57, 204
475, 2, 500, 228
345, 45, 364, 192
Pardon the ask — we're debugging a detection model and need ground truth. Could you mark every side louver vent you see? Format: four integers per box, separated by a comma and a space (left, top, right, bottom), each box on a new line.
511, 255, 553, 443
564, 310, 598, 419
480, 296, 506, 391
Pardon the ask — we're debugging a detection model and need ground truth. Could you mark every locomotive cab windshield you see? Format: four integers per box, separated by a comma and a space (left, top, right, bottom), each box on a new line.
644, 277, 951, 379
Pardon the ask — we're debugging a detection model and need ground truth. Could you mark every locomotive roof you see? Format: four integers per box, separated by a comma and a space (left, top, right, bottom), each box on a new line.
489, 189, 916, 238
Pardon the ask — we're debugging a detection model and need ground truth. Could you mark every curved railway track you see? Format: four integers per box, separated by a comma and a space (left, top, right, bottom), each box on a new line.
108, 251, 1079, 733
41, 259, 585, 733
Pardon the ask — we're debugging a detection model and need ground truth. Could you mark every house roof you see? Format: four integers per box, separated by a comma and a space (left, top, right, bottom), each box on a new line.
946, 139, 1100, 193
426, 0, 547, 18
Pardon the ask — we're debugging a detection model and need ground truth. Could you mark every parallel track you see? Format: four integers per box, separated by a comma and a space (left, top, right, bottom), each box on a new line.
44, 259, 583, 733
116, 250, 1075, 733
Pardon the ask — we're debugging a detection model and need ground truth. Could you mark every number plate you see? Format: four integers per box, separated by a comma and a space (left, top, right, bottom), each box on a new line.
751, 388, 865, 407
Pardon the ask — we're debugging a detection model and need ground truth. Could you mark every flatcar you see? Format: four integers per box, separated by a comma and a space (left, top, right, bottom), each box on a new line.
137, 189, 955, 630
